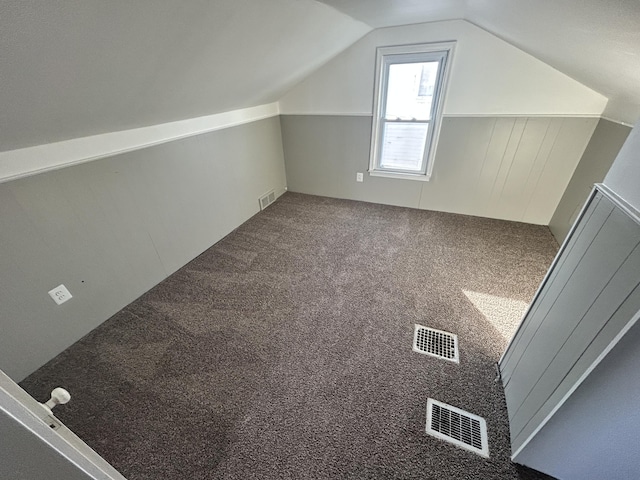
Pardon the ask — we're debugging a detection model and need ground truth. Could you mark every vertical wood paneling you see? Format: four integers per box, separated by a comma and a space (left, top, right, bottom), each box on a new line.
525, 118, 598, 224
427, 116, 598, 223
281, 115, 598, 224
519, 119, 564, 218
498, 118, 552, 220
472, 118, 517, 216
500, 194, 614, 382
431, 116, 596, 224
499, 189, 640, 454
417, 117, 496, 216
499, 192, 605, 371
487, 117, 527, 209
512, 270, 640, 451
505, 207, 638, 416
549, 119, 631, 244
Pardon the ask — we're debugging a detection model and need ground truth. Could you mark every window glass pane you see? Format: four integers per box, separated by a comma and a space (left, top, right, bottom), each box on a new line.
385, 61, 439, 121
380, 122, 429, 171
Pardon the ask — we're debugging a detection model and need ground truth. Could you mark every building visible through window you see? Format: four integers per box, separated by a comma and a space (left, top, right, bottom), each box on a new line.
369, 42, 454, 180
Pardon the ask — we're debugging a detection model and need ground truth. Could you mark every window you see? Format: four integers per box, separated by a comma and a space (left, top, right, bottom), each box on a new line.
369, 42, 454, 180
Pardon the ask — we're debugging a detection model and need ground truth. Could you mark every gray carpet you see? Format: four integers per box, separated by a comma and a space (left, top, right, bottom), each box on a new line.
21, 192, 558, 479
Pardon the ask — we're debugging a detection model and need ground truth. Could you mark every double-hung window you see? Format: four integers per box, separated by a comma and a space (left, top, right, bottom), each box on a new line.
369, 42, 454, 180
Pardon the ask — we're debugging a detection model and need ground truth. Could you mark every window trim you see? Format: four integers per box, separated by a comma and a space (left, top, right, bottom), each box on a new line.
369, 42, 455, 181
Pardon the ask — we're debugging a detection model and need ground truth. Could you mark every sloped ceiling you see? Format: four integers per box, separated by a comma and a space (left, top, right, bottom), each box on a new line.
316, 0, 467, 27
0, 0, 369, 151
2, 0, 638, 154
316, 0, 640, 125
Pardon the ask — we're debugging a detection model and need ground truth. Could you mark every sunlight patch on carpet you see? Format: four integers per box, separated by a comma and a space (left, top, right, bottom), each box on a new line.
462, 290, 529, 340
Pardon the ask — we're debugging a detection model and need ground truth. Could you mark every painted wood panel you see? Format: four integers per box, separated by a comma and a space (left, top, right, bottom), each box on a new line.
499, 187, 640, 455
499, 193, 606, 370
500, 193, 613, 380
549, 119, 630, 244
513, 315, 640, 480
422, 116, 597, 224
513, 282, 640, 453
506, 208, 639, 434
281, 115, 597, 224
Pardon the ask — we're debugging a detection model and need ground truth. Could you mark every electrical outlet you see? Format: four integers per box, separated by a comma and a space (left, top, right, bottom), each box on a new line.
356, 172, 364, 182
48, 284, 72, 305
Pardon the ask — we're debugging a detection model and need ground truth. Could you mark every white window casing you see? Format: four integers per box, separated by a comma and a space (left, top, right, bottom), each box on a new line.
369, 42, 455, 181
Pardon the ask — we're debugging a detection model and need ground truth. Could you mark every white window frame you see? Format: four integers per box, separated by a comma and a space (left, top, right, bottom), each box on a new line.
369, 42, 455, 181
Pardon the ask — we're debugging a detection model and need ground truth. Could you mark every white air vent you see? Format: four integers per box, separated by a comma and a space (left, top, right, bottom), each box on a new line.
413, 324, 459, 363
426, 398, 489, 458
259, 190, 276, 211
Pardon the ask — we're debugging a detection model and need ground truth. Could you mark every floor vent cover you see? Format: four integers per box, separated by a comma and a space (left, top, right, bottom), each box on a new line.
259, 190, 276, 211
413, 324, 459, 363
426, 398, 489, 458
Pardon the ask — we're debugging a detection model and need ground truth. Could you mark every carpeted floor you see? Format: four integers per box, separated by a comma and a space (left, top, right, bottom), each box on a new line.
21, 192, 559, 479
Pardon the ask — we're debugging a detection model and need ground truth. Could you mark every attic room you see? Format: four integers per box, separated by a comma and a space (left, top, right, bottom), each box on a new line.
1, 1, 639, 479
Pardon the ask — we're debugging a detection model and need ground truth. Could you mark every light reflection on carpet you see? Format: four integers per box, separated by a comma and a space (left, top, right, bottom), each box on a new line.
463, 290, 529, 341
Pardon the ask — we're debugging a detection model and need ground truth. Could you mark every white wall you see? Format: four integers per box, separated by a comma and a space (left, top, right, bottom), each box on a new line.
279, 20, 608, 117
281, 115, 597, 225
0, 117, 287, 381
278, 19, 603, 225
0, 103, 280, 184
514, 299, 640, 480
604, 119, 640, 209
505, 121, 640, 480
549, 119, 630, 243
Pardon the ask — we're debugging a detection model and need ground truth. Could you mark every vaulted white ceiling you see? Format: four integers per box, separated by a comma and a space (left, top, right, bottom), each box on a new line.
0, 0, 368, 151
317, 0, 640, 125
316, 0, 467, 27
1, 0, 639, 153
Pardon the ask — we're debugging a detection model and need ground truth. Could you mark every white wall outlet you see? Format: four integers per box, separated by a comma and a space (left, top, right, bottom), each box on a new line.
48, 284, 72, 305
356, 172, 364, 182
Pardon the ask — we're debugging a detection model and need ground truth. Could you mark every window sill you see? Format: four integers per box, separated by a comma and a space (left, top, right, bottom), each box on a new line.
368, 170, 432, 182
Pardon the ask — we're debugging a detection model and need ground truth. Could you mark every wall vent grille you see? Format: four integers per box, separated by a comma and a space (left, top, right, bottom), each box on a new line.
426, 398, 489, 458
259, 190, 276, 211
413, 324, 459, 363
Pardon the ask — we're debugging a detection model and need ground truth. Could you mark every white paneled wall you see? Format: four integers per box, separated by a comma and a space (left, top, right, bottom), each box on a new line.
422, 116, 598, 224
281, 115, 597, 225
501, 185, 640, 479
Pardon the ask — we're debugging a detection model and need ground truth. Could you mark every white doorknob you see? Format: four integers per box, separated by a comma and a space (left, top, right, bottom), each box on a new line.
43, 387, 71, 411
